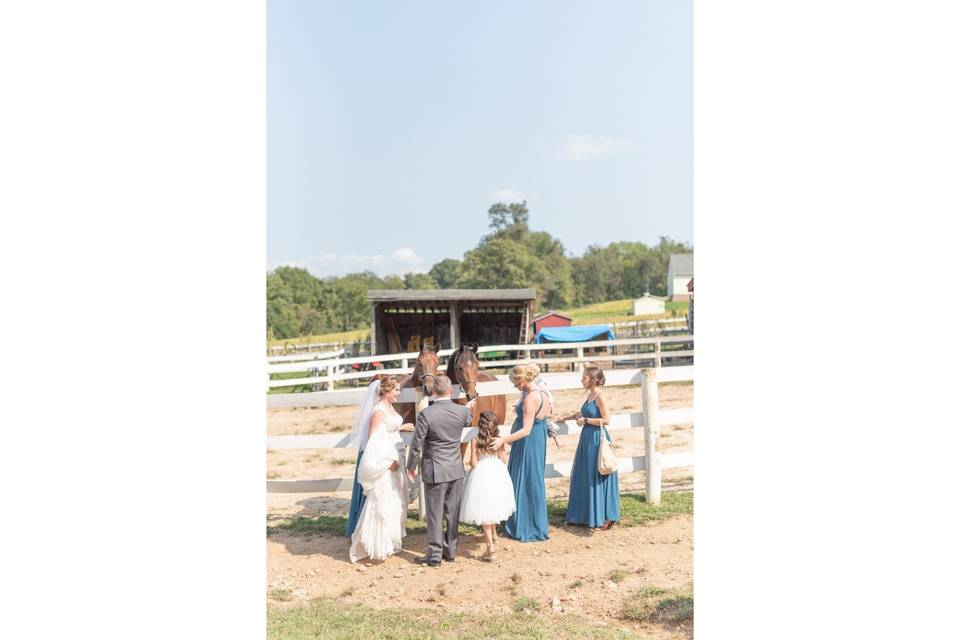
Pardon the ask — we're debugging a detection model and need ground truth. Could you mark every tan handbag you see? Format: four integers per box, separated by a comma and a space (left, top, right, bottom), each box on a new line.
597, 425, 616, 476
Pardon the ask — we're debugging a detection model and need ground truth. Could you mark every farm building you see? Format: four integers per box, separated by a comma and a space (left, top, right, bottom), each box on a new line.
532, 311, 573, 335
367, 289, 537, 355
667, 253, 694, 301
632, 293, 666, 315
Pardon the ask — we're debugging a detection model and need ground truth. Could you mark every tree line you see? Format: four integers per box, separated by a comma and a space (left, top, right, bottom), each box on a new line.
267, 202, 691, 340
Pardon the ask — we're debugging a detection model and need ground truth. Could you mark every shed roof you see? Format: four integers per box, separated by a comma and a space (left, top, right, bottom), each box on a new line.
668, 253, 694, 276
368, 288, 537, 302
533, 311, 573, 322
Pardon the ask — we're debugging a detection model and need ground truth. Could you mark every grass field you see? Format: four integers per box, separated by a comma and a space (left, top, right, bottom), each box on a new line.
559, 299, 688, 326
268, 598, 643, 640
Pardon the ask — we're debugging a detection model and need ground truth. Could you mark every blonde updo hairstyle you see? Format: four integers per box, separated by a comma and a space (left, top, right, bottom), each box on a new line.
509, 364, 538, 385
377, 376, 400, 396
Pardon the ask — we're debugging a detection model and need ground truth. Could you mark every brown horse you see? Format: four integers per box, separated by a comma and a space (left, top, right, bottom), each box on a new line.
445, 343, 507, 428
394, 344, 441, 425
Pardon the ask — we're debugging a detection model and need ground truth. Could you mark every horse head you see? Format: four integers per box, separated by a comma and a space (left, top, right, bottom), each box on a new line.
414, 342, 440, 396
447, 343, 480, 401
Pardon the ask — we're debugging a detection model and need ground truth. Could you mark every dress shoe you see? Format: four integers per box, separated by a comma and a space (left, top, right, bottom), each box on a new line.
414, 556, 440, 567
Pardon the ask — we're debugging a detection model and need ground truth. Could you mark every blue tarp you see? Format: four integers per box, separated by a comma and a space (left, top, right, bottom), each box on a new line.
534, 324, 616, 344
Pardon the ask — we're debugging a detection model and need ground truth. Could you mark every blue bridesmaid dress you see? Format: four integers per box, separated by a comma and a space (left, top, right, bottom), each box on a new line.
345, 449, 366, 537
504, 391, 550, 542
565, 398, 620, 527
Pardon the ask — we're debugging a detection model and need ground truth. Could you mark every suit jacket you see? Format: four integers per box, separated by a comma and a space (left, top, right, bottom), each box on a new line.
406, 398, 470, 484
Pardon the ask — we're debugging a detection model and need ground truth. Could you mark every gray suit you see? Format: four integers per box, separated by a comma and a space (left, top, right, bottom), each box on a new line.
406, 397, 471, 561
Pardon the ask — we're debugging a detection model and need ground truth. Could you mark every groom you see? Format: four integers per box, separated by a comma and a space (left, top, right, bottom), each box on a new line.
406, 374, 472, 567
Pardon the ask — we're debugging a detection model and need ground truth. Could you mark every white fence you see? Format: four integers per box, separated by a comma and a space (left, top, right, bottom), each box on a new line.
267, 365, 693, 508
266, 335, 694, 392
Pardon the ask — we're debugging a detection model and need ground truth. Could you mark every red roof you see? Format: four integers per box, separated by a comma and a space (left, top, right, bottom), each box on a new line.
532, 311, 573, 322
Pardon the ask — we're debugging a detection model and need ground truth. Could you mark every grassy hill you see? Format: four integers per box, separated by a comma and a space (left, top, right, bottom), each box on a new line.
559, 298, 688, 325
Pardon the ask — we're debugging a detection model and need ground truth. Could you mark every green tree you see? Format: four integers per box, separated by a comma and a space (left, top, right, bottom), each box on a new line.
429, 258, 462, 288
487, 201, 529, 234
266, 271, 300, 339
455, 237, 547, 290
403, 272, 438, 289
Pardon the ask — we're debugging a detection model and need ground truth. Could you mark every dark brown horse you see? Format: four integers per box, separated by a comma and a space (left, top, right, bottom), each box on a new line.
394, 344, 441, 425
445, 343, 507, 428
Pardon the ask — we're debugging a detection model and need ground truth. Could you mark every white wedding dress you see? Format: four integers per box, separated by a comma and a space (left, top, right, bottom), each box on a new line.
349, 405, 408, 563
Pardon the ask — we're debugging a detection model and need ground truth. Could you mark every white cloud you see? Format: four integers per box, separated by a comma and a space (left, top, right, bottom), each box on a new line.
277, 247, 430, 279
491, 189, 529, 202
557, 134, 632, 160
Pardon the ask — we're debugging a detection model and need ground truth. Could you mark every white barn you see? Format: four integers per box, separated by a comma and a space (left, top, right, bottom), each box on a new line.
667, 254, 694, 301
632, 293, 666, 315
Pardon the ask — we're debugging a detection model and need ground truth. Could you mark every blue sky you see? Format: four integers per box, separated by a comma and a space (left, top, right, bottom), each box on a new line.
268, 0, 691, 278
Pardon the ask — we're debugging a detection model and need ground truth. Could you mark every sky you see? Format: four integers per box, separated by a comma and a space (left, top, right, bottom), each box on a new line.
268, 0, 692, 278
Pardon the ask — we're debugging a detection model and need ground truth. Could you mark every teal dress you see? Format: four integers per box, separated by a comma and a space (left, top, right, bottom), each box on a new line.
345, 449, 365, 537
504, 391, 549, 542
565, 398, 620, 527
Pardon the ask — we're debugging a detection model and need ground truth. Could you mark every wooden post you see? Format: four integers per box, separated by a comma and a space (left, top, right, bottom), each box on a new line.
450, 301, 461, 349
325, 364, 334, 392
642, 368, 661, 505
401, 357, 408, 370
577, 346, 584, 372
654, 340, 662, 368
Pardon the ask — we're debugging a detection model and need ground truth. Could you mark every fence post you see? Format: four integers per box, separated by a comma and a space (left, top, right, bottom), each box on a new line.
577, 346, 584, 372
325, 364, 334, 392
642, 368, 661, 505
654, 341, 662, 368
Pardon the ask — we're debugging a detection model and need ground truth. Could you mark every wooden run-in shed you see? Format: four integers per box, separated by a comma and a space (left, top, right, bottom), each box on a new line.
367, 289, 537, 355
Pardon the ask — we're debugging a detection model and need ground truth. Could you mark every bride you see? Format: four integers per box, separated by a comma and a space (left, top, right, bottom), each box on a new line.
348, 376, 413, 563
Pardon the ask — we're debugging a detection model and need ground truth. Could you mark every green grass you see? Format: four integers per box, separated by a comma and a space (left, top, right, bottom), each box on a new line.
548, 492, 693, 528
621, 588, 693, 626
269, 598, 641, 640
270, 589, 294, 602
512, 596, 541, 613
269, 328, 370, 349
267, 514, 481, 538
330, 458, 355, 466
269, 492, 691, 538
558, 298, 689, 326
608, 569, 629, 584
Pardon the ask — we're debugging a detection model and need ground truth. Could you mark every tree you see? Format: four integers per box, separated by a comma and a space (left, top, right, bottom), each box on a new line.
429, 258, 462, 288
486, 201, 530, 237
455, 237, 547, 291
266, 271, 299, 339
404, 272, 438, 289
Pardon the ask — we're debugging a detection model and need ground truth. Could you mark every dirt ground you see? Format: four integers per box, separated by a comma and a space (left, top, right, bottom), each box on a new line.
266, 382, 693, 639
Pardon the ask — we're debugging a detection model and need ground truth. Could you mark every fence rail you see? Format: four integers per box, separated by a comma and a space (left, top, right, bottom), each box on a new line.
266, 335, 694, 391
267, 366, 693, 509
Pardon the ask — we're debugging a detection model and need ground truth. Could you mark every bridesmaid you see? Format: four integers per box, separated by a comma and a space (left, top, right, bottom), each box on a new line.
561, 365, 620, 530
491, 364, 550, 542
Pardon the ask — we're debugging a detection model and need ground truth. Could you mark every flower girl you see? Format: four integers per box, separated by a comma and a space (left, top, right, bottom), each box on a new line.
459, 411, 516, 561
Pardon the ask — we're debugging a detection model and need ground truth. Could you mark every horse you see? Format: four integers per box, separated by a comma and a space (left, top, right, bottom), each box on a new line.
446, 343, 507, 430
394, 343, 441, 425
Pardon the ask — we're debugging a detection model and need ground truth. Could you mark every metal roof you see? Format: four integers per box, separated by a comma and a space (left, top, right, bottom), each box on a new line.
368, 288, 537, 302
668, 253, 694, 276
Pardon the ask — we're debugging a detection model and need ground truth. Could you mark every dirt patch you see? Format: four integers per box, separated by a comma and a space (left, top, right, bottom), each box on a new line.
267, 513, 692, 640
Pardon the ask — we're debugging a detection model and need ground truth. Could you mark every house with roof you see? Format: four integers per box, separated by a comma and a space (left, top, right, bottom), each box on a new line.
667, 253, 694, 301
532, 310, 573, 335
632, 293, 667, 316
